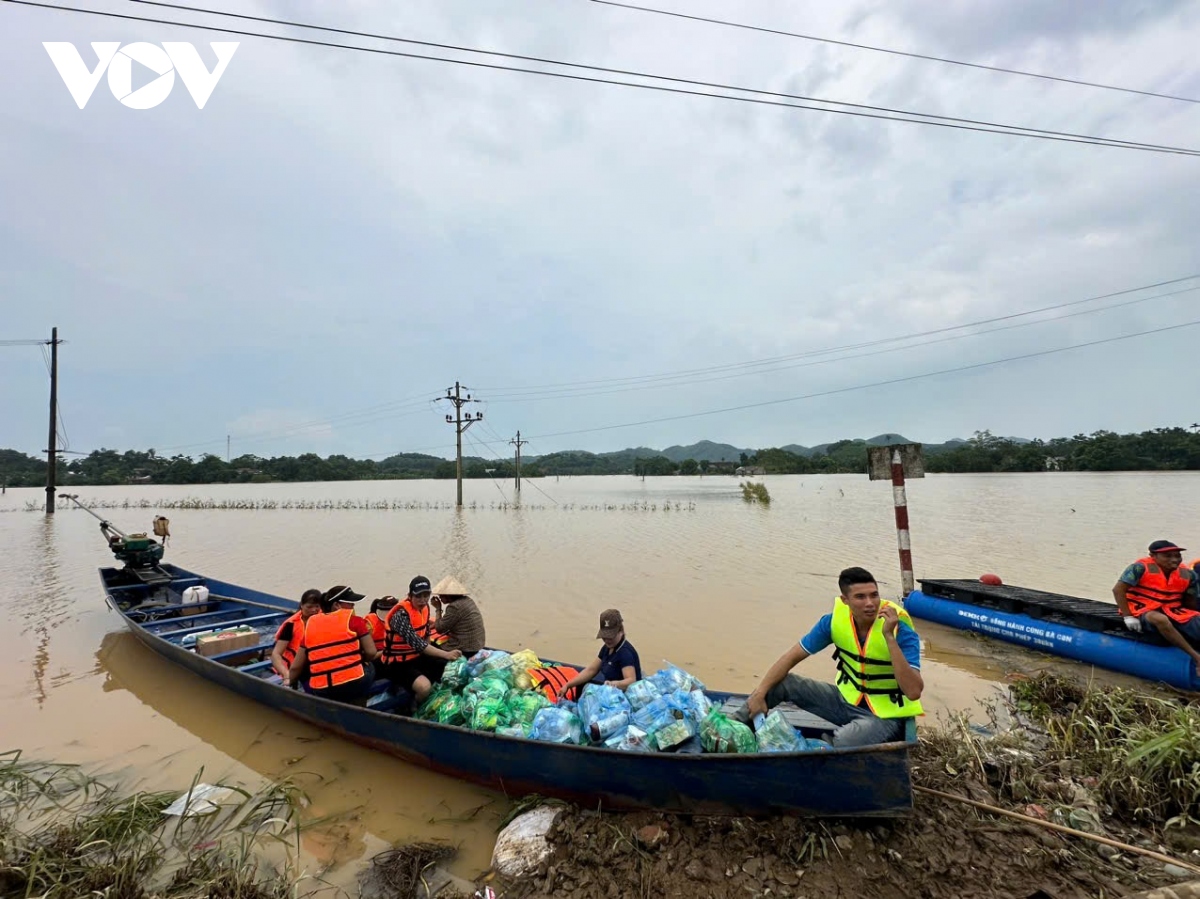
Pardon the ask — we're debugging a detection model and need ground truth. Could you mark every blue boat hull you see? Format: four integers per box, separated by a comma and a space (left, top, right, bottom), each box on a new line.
100, 563, 916, 816
906, 589, 1200, 691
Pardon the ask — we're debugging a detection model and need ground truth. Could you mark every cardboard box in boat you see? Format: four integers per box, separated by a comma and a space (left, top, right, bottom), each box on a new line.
195, 627, 259, 658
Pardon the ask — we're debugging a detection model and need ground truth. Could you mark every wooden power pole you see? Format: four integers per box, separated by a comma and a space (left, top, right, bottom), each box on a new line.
45, 327, 61, 515
438, 382, 482, 508
510, 430, 529, 497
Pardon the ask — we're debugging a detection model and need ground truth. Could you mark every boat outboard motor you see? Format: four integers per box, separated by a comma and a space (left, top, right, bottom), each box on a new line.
64, 495, 172, 588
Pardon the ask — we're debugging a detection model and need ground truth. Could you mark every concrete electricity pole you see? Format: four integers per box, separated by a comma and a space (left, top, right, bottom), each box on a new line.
510, 430, 529, 497
438, 382, 482, 508
45, 327, 61, 514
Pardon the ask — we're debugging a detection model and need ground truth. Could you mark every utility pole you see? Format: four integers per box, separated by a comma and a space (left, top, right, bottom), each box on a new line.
45, 327, 60, 515
509, 430, 529, 497
437, 382, 482, 508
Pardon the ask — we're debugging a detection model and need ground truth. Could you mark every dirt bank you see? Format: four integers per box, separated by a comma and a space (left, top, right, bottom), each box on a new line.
488, 674, 1200, 899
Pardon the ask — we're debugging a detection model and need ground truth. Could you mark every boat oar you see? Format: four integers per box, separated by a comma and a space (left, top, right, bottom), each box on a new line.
914, 785, 1200, 874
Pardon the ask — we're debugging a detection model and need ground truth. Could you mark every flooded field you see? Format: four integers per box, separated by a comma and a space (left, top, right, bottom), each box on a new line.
1, 471, 1195, 889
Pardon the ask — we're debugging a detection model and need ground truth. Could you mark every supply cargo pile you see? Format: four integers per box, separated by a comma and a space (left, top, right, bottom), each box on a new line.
415, 649, 834, 754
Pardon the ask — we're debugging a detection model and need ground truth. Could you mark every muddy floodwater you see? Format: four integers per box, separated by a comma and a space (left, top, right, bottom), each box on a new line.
1, 472, 1196, 888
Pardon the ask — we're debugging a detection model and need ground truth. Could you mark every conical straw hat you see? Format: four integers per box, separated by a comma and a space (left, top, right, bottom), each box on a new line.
433, 576, 469, 596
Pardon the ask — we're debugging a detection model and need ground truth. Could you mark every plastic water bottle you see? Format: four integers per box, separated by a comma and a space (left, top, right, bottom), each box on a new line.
588, 710, 630, 742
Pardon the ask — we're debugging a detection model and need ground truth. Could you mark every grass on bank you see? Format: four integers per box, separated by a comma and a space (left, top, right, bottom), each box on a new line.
0, 750, 303, 899
921, 673, 1200, 828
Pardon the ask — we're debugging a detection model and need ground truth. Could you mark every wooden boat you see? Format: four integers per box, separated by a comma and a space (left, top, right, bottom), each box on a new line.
907, 578, 1200, 691
99, 561, 918, 816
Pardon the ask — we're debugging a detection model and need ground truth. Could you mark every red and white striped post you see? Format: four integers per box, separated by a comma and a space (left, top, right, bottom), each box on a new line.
891, 448, 915, 597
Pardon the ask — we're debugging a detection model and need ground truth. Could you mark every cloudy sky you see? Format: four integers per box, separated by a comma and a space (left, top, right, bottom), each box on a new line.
2, 0, 1198, 462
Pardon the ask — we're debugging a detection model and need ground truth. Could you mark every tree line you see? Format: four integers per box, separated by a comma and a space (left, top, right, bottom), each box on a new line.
2, 427, 1198, 487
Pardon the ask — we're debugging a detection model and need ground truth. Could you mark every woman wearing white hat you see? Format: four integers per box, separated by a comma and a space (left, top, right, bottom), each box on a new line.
430, 575, 487, 656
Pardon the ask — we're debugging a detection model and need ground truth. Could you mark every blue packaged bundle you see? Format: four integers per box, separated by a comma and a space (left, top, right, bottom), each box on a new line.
754, 710, 804, 753
648, 662, 706, 695
803, 738, 833, 752
631, 695, 679, 733
578, 684, 631, 729
531, 706, 584, 745
624, 679, 661, 711
467, 649, 513, 679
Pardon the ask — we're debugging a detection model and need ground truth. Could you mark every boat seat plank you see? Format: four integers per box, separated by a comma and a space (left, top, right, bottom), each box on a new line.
143, 607, 254, 629
208, 640, 274, 663
158, 612, 284, 641
718, 699, 835, 732
125, 600, 220, 618
239, 660, 275, 674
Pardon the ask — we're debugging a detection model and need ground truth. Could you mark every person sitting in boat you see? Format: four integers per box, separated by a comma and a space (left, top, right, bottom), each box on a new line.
553, 609, 642, 699
1115, 540, 1200, 673
287, 585, 380, 704
429, 576, 487, 656
365, 595, 398, 646
270, 588, 323, 687
738, 567, 923, 748
378, 575, 463, 706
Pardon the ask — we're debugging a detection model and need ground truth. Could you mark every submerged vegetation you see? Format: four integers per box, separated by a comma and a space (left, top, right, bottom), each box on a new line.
740, 481, 770, 504
17, 498, 698, 513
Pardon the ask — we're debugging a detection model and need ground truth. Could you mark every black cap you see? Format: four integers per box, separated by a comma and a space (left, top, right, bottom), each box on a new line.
409, 575, 432, 595
324, 585, 365, 605
1148, 540, 1186, 555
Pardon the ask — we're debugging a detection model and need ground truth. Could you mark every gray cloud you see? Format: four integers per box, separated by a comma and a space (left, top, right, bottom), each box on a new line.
0, 0, 1198, 461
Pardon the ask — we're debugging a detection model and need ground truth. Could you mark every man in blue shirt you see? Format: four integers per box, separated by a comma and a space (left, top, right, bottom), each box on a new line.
739, 567, 924, 747
557, 609, 642, 697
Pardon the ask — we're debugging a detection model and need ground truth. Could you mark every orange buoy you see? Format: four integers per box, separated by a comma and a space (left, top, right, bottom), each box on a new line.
980, 573, 1003, 586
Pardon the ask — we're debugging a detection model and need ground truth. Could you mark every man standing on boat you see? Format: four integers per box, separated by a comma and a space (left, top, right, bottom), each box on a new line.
738, 567, 923, 748
1114, 540, 1200, 673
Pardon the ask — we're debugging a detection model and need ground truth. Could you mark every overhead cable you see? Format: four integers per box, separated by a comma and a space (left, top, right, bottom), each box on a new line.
5, 0, 1198, 155
589, 0, 1200, 105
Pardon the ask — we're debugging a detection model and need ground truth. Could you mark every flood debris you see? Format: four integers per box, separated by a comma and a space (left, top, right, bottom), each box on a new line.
488, 674, 1200, 899
360, 842, 458, 898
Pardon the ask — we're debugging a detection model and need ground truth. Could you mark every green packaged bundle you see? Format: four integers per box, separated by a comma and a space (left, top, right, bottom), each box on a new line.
470, 696, 509, 732
464, 674, 510, 715
415, 685, 456, 721
441, 657, 469, 691
434, 693, 466, 727
505, 691, 551, 735
699, 709, 757, 754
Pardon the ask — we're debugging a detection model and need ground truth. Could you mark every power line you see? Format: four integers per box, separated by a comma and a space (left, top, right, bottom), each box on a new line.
479, 276, 1200, 397
114, 0, 1200, 156
480, 285, 1200, 403
8, 0, 1199, 156
520, 318, 1200, 441
589, 0, 1200, 105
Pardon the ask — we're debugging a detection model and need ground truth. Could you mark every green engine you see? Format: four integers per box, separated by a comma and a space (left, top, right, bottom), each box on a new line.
102, 524, 165, 570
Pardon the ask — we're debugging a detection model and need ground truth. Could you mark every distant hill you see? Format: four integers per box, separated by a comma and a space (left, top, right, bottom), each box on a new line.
658, 440, 750, 463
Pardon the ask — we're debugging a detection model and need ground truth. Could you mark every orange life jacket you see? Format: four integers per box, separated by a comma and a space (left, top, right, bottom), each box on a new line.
274, 611, 304, 669
529, 666, 581, 703
365, 611, 387, 646
1189, 558, 1200, 574
381, 599, 431, 665
1126, 557, 1200, 624
303, 609, 366, 690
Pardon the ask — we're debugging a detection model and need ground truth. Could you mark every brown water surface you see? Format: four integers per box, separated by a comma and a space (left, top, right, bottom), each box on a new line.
1, 472, 1193, 888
